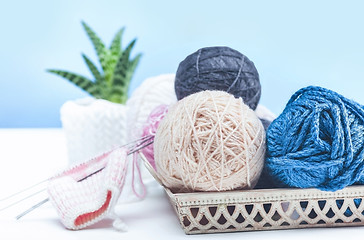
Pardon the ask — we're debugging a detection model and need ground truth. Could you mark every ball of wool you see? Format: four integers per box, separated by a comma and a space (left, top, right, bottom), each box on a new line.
175, 46, 261, 110
255, 104, 277, 130
154, 90, 266, 192
140, 104, 274, 169
140, 104, 169, 170
266, 86, 364, 191
126, 74, 177, 142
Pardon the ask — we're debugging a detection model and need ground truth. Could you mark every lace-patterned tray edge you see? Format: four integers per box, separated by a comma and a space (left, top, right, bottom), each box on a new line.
139, 153, 364, 234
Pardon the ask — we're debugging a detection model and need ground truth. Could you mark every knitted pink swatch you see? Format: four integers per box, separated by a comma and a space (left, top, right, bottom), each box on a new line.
47, 148, 128, 230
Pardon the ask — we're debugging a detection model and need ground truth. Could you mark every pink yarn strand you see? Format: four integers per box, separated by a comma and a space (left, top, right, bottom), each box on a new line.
131, 153, 147, 199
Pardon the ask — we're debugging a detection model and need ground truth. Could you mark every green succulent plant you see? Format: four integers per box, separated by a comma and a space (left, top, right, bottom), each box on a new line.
47, 21, 141, 104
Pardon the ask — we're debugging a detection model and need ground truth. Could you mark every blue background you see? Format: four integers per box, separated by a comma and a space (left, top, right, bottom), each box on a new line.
1, 0, 364, 128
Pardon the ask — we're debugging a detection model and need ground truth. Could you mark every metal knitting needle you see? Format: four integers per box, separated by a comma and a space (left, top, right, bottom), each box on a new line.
15, 198, 49, 220
0, 179, 48, 202
0, 188, 47, 212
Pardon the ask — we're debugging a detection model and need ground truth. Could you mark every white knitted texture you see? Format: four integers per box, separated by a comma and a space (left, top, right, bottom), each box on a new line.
48, 148, 127, 230
61, 98, 127, 165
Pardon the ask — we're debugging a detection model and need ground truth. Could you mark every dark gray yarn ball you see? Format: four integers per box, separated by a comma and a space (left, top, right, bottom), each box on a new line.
175, 46, 261, 110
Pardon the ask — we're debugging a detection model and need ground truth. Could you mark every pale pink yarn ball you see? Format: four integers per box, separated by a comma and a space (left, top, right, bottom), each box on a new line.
141, 104, 169, 169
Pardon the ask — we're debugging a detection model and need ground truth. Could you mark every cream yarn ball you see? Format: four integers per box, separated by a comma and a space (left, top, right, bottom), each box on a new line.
126, 74, 177, 142
154, 90, 266, 192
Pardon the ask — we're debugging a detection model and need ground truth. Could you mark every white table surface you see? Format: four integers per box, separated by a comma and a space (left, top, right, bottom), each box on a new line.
0, 128, 363, 240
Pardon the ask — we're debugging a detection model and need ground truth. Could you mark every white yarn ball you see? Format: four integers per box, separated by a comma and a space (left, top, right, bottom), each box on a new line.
255, 104, 277, 122
126, 74, 177, 142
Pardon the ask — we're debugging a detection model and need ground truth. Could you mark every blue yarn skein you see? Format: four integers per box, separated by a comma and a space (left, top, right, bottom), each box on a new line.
266, 86, 364, 191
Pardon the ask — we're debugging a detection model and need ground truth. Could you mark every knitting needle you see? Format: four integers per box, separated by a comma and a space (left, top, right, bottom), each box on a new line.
0, 188, 47, 212
15, 198, 49, 220
0, 179, 48, 202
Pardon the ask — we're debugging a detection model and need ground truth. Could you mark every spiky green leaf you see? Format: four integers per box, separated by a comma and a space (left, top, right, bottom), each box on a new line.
122, 53, 142, 96
110, 27, 124, 57
47, 69, 101, 97
102, 28, 125, 87
127, 53, 142, 79
81, 21, 108, 73
112, 39, 137, 88
103, 50, 118, 87
82, 54, 104, 84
